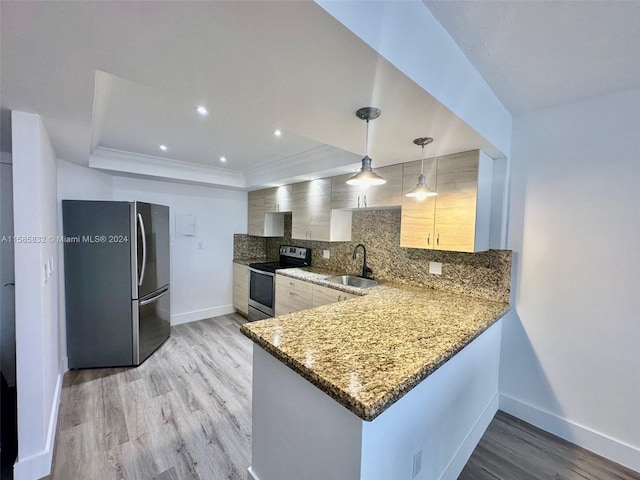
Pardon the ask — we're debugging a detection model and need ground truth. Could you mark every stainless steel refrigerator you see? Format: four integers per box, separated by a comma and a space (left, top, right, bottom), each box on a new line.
62, 200, 170, 368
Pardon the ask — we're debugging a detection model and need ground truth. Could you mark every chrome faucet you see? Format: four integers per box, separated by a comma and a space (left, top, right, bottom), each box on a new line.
352, 244, 373, 279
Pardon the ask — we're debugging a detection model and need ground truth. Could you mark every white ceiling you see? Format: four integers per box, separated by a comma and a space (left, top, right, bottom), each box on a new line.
424, 1, 640, 116
3, 1, 638, 188
0, 1, 499, 188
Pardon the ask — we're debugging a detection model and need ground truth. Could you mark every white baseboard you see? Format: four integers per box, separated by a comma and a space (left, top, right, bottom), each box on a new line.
13, 371, 63, 480
247, 466, 261, 480
441, 392, 499, 480
60, 355, 68, 373
171, 304, 235, 326
500, 394, 640, 473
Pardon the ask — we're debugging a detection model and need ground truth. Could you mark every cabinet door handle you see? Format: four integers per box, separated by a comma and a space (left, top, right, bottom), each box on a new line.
427, 233, 430, 245
357, 196, 360, 208
437, 233, 440, 246
364, 194, 367, 207
338, 295, 341, 301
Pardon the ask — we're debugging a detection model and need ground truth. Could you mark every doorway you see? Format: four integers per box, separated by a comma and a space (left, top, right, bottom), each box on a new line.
0, 155, 17, 479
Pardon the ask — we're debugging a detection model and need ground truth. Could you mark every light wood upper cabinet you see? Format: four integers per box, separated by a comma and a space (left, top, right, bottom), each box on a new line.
363, 164, 403, 208
331, 164, 403, 210
248, 190, 284, 237
400, 151, 493, 253
264, 185, 292, 213
400, 158, 437, 249
248, 190, 266, 236
433, 152, 486, 252
292, 179, 351, 241
232, 263, 249, 316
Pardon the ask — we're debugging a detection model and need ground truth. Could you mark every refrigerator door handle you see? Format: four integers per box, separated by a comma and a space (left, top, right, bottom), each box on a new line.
137, 212, 147, 287
140, 286, 169, 306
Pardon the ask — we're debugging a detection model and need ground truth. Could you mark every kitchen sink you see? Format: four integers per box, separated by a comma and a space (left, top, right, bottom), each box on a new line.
324, 275, 378, 289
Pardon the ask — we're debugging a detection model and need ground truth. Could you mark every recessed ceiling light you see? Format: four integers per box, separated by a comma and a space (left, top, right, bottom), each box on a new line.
159, 144, 168, 151
220, 156, 227, 162
273, 129, 282, 137
196, 106, 209, 116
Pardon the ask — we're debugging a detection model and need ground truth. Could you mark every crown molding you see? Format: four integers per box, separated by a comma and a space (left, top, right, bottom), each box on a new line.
244, 144, 361, 187
89, 147, 245, 188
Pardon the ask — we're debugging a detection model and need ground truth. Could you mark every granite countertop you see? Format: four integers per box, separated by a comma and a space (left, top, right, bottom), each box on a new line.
233, 257, 267, 266
240, 268, 510, 421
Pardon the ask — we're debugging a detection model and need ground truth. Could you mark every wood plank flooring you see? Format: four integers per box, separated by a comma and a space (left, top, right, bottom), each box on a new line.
46, 314, 252, 480
460, 411, 640, 480
45, 313, 639, 480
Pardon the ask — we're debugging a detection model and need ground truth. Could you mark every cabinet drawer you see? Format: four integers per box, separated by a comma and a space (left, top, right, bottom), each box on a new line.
312, 284, 356, 307
275, 275, 312, 316
276, 276, 313, 296
275, 294, 311, 316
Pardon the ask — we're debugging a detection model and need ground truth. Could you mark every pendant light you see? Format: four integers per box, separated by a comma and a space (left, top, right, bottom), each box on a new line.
346, 107, 386, 186
406, 137, 437, 200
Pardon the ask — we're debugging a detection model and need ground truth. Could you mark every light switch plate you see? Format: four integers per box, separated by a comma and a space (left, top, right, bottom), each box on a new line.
429, 262, 442, 275
323, 250, 330, 259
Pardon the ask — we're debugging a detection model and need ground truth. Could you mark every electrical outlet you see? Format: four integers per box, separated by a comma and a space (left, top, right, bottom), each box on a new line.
429, 261, 442, 275
412, 448, 422, 478
323, 249, 330, 259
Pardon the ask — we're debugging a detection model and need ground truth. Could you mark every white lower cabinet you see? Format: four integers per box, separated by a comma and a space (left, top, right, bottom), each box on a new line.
275, 276, 313, 316
275, 274, 357, 316
312, 284, 356, 307
232, 263, 249, 316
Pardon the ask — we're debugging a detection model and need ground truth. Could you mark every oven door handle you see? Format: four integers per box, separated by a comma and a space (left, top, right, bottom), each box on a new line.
249, 267, 275, 277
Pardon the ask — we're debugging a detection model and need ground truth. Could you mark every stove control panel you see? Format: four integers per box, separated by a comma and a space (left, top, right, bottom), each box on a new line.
280, 246, 309, 259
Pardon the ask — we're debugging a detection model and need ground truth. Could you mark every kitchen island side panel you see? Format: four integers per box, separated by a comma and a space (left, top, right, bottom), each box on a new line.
62, 200, 133, 368
360, 319, 502, 480
250, 345, 363, 480
249, 320, 502, 480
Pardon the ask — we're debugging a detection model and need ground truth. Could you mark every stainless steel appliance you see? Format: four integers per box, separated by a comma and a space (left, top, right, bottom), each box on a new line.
62, 200, 170, 368
248, 246, 311, 321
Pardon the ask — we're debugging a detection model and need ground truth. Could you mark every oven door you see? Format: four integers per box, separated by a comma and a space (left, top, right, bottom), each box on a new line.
248, 267, 275, 317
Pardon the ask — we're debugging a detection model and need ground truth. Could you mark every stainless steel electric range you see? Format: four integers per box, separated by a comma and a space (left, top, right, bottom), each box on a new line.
247, 246, 312, 321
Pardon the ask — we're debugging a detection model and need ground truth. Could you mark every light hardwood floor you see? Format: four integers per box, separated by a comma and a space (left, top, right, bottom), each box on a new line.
460, 411, 640, 480
46, 314, 639, 480
46, 314, 252, 480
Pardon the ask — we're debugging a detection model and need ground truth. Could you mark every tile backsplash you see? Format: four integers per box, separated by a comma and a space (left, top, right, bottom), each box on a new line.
233, 234, 266, 260
234, 209, 511, 303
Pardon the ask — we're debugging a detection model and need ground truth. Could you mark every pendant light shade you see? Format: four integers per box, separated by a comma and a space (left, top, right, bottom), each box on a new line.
406, 137, 437, 200
347, 107, 386, 187
346, 156, 386, 186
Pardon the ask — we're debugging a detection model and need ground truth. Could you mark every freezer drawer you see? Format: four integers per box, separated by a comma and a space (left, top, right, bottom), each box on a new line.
134, 286, 170, 364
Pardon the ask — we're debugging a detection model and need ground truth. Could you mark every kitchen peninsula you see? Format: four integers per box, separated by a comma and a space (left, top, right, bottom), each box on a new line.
241, 269, 510, 480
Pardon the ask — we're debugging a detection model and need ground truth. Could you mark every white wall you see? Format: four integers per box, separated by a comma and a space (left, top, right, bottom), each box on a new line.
1, 153, 16, 386
11, 111, 62, 480
111, 175, 247, 325
500, 87, 640, 471
316, 0, 512, 158
57, 160, 248, 328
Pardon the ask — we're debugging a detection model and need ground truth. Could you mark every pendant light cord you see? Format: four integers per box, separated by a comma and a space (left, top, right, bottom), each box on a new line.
420, 144, 425, 175
364, 119, 370, 157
